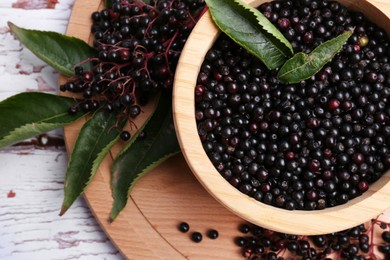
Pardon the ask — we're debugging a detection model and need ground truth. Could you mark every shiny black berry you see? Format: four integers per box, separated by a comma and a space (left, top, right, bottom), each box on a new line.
207, 229, 219, 239
191, 232, 203, 243
120, 131, 131, 141
382, 231, 390, 243
178, 222, 190, 233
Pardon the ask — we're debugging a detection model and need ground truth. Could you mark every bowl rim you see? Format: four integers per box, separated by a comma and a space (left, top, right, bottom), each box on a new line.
172, 0, 390, 235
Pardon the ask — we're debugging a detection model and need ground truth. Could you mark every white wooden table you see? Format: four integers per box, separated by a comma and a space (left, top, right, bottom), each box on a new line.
0, 1, 122, 259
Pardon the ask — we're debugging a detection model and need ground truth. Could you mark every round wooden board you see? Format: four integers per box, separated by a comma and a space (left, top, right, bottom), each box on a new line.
62, 0, 390, 259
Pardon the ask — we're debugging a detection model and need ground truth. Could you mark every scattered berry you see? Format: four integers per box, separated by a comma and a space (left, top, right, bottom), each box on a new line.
207, 229, 219, 239
191, 232, 203, 243
239, 224, 251, 234
235, 236, 247, 247
120, 131, 131, 141
178, 222, 190, 233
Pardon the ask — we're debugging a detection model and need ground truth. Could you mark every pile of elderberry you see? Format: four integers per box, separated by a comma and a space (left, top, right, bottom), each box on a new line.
235, 219, 390, 259
60, 0, 206, 137
195, 0, 390, 210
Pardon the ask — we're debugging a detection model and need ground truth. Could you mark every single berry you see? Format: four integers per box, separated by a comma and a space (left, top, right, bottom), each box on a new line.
239, 224, 251, 233
379, 245, 390, 254
358, 181, 369, 192
382, 231, 390, 243
241, 245, 254, 258
74, 66, 84, 76
68, 105, 78, 115
178, 222, 189, 233
191, 232, 203, 243
207, 229, 219, 239
129, 105, 141, 118
120, 131, 131, 141
277, 18, 290, 30
359, 35, 369, 47
235, 236, 247, 247
328, 98, 340, 110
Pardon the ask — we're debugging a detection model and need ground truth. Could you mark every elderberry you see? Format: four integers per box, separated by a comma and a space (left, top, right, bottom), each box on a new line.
178, 222, 190, 233
207, 229, 219, 239
382, 231, 390, 243
195, 0, 390, 211
235, 219, 390, 259
191, 231, 203, 243
120, 131, 131, 141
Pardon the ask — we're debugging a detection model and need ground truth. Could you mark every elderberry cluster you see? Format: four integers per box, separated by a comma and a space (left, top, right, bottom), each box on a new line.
60, 0, 206, 120
236, 219, 390, 259
195, 0, 390, 210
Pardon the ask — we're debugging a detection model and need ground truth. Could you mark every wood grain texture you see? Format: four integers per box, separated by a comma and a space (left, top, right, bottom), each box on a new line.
173, 0, 390, 235
61, 0, 390, 259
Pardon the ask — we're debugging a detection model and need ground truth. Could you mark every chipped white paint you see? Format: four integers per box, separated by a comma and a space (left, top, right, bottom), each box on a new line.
0, 1, 122, 259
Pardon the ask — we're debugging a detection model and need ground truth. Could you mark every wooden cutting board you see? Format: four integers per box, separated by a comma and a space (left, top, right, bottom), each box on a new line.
62, 0, 390, 259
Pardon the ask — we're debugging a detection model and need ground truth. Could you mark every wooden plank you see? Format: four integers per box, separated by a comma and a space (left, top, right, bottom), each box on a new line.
0, 147, 120, 259
0, 1, 120, 258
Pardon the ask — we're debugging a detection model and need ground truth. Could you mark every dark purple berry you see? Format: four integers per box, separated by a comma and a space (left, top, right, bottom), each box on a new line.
382, 231, 390, 243
207, 229, 219, 239
129, 105, 141, 118
178, 222, 190, 233
191, 232, 202, 243
329, 98, 340, 110
120, 131, 131, 141
277, 18, 290, 30
239, 224, 250, 234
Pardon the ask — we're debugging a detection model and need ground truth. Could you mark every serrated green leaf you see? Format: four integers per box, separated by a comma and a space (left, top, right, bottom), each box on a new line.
277, 30, 353, 84
206, 0, 293, 70
0, 92, 86, 148
8, 22, 97, 76
60, 109, 126, 215
110, 91, 180, 221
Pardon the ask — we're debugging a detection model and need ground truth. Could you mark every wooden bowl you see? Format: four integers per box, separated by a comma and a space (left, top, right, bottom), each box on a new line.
173, 0, 390, 235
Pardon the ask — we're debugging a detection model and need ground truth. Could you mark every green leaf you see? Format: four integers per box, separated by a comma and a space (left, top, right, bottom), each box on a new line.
104, 0, 112, 8
8, 22, 97, 76
110, 91, 180, 221
206, 0, 293, 70
0, 93, 86, 148
277, 30, 353, 84
60, 109, 126, 215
